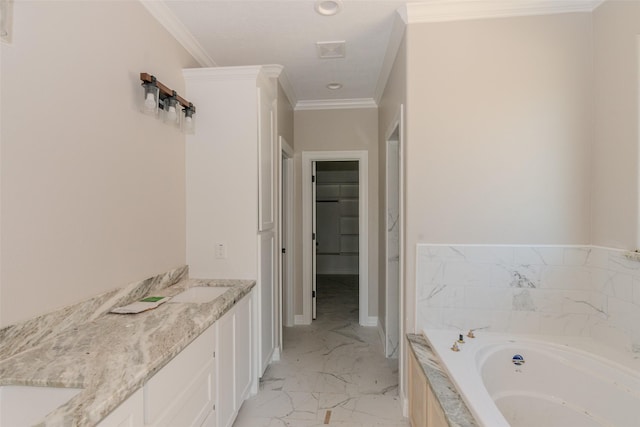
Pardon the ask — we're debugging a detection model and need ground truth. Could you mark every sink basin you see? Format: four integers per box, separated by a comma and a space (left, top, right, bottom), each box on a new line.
170, 287, 229, 304
0, 385, 82, 426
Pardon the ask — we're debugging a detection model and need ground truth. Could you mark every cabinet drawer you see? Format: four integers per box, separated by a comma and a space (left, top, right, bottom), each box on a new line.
144, 325, 215, 424
157, 359, 215, 427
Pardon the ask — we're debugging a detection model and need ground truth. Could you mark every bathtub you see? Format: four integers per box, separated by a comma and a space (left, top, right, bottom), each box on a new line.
423, 329, 640, 427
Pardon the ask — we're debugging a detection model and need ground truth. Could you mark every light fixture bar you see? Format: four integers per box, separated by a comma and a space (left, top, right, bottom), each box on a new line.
140, 72, 193, 111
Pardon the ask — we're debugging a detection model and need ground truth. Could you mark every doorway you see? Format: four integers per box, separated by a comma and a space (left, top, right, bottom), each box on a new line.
313, 161, 360, 320
302, 150, 370, 326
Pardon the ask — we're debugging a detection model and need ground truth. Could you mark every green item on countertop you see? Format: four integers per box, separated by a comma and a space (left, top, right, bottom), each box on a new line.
140, 296, 165, 302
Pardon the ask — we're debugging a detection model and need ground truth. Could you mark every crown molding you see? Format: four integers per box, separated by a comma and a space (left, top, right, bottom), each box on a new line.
261, 64, 284, 78
262, 65, 298, 107
404, 0, 601, 24
295, 98, 378, 111
139, 0, 216, 67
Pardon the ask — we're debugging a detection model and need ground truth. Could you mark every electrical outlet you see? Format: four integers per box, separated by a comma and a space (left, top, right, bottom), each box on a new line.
215, 242, 227, 259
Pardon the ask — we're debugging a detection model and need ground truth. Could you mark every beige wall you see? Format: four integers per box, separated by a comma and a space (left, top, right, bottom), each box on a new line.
0, 1, 196, 326
592, 0, 640, 249
403, 12, 594, 331
293, 108, 379, 317
378, 37, 407, 334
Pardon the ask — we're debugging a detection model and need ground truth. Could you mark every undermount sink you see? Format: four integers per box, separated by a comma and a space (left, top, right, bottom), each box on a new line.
170, 286, 229, 304
0, 385, 82, 426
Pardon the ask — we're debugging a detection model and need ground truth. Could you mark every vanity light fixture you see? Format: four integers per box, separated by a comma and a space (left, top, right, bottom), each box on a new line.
182, 103, 196, 134
163, 91, 181, 128
140, 73, 196, 134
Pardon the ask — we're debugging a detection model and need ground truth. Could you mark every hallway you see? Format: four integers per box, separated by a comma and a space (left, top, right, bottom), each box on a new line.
233, 275, 408, 427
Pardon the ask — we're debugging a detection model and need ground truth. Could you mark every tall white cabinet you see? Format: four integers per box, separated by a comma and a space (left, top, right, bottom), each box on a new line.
183, 66, 279, 382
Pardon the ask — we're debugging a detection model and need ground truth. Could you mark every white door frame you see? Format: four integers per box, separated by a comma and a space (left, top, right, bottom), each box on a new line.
302, 150, 370, 326
280, 137, 295, 328
385, 106, 403, 359
387, 105, 406, 415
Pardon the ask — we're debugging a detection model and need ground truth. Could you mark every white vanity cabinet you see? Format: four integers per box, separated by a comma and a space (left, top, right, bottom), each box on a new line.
97, 290, 253, 427
214, 292, 252, 427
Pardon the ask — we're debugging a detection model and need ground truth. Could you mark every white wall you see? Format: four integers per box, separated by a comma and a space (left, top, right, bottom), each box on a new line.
0, 1, 196, 327
293, 108, 379, 316
591, 0, 640, 249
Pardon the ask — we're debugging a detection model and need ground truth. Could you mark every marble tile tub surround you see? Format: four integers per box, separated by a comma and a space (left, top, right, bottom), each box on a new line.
416, 245, 640, 354
0, 265, 189, 360
0, 267, 255, 426
407, 333, 477, 427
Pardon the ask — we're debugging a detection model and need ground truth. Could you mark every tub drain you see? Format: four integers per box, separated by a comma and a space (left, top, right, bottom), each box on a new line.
512, 354, 525, 366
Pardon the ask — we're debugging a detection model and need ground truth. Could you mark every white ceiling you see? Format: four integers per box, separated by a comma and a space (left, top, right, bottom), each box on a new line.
146, 0, 603, 108
152, 0, 408, 105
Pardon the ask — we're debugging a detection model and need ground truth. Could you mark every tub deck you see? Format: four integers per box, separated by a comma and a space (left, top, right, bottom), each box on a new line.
407, 333, 477, 426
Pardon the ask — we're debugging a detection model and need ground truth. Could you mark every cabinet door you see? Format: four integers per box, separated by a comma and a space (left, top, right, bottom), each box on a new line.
144, 326, 216, 427
217, 308, 236, 427
409, 350, 427, 427
235, 293, 252, 405
96, 388, 143, 427
258, 231, 275, 376
257, 87, 275, 231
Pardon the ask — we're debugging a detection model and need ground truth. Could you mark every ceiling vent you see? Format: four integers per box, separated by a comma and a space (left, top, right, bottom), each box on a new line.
316, 41, 346, 59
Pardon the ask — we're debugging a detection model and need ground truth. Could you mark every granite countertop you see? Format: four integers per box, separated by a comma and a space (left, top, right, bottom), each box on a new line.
0, 272, 255, 426
406, 333, 478, 427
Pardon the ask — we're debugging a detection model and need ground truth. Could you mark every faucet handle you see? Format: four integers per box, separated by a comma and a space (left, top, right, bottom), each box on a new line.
467, 330, 476, 339
451, 342, 460, 352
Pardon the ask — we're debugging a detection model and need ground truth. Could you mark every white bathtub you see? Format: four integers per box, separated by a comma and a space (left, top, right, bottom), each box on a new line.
424, 329, 640, 427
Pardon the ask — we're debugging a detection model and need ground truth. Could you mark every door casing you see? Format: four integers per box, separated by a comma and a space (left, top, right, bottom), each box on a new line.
301, 150, 370, 326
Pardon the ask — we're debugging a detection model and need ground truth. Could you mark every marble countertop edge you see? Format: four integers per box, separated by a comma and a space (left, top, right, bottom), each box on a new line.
407, 333, 478, 427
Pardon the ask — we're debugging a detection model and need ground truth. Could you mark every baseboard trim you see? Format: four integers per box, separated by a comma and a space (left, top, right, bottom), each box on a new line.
294, 314, 308, 325
363, 316, 378, 327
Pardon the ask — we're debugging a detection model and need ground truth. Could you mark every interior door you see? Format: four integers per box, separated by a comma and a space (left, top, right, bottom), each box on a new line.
312, 161, 317, 320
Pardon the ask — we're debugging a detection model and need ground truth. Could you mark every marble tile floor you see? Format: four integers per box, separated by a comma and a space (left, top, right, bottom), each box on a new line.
233, 275, 409, 427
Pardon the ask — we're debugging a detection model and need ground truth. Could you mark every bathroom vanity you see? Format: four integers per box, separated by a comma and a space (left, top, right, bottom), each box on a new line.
0, 268, 256, 427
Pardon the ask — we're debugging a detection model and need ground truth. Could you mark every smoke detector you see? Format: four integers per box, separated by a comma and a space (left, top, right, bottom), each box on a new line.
316, 41, 346, 59
314, 0, 343, 16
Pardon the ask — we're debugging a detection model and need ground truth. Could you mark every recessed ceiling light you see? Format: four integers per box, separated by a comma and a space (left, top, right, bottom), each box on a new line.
314, 0, 343, 16
327, 82, 343, 90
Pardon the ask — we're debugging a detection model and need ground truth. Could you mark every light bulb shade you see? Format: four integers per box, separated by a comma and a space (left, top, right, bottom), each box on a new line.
141, 80, 159, 116
182, 104, 196, 135
163, 94, 181, 128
